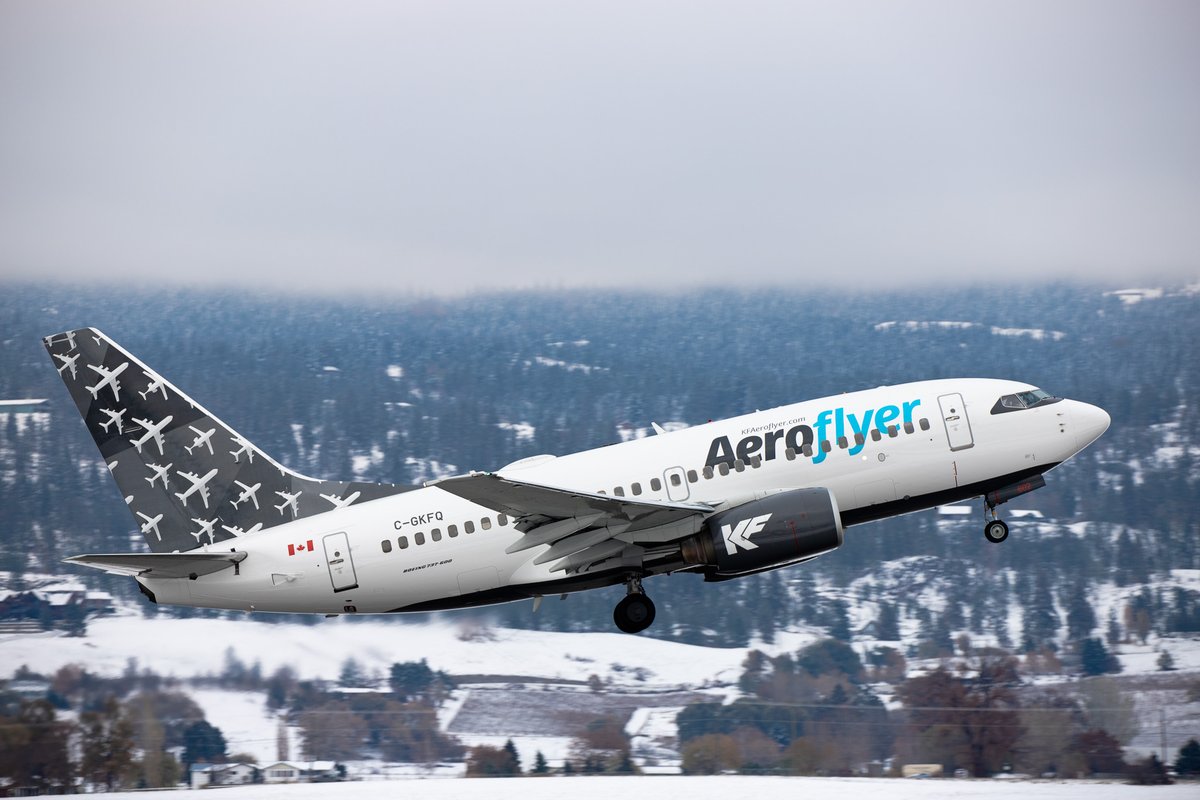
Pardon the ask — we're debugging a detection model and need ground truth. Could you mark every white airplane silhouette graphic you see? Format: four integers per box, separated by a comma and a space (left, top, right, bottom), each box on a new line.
137, 511, 164, 541
145, 462, 173, 489
98, 407, 128, 434
139, 370, 169, 401
231, 481, 261, 510
274, 490, 302, 518
54, 352, 79, 379
174, 468, 218, 509
320, 490, 361, 509
129, 415, 174, 456
85, 362, 129, 402
229, 436, 255, 463
45, 330, 76, 351
186, 426, 216, 456
190, 517, 217, 544
221, 522, 264, 538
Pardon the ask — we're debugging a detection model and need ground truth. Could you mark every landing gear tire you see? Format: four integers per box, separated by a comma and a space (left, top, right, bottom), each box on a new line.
614, 593, 656, 634
984, 519, 1009, 544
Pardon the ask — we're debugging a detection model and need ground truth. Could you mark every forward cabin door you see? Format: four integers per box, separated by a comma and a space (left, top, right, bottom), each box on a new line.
322, 532, 359, 593
938, 393, 974, 452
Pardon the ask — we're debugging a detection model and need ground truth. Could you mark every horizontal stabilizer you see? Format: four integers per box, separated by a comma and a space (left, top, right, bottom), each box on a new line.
65, 551, 247, 578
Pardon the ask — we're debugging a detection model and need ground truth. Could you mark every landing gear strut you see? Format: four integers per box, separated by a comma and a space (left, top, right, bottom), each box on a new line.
613, 575, 656, 634
983, 499, 1009, 544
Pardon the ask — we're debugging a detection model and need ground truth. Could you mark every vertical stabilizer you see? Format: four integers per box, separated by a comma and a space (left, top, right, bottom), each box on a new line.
44, 328, 411, 553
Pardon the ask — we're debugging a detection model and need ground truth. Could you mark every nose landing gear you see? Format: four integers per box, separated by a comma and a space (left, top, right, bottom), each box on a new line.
983, 500, 1009, 543
613, 575, 656, 633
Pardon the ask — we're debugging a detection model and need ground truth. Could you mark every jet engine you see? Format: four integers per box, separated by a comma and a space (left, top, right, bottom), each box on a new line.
681, 487, 843, 581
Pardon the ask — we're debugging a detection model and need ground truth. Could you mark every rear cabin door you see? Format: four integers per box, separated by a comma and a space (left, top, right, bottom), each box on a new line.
322, 532, 359, 593
938, 393, 974, 452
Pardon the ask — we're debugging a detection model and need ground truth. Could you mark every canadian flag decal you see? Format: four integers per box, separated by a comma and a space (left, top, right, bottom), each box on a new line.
288, 540, 314, 556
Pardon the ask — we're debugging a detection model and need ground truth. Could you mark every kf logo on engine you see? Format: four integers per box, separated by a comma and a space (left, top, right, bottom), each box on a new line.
721, 513, 772, 556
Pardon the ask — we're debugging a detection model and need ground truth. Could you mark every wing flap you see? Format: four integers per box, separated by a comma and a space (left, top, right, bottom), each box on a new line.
65, 551, 247, 578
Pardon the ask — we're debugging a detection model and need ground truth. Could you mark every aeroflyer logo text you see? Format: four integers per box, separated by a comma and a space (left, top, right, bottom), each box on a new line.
705, 399, 922, 468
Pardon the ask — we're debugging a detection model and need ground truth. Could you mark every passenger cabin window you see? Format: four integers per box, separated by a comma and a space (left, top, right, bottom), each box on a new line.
631, 482, 642, 496
870, 429, 882, 442
704, 466, 715, 479
734, 460, 745, 472
718, 463, 730, 476
904, 421, 914, 434
614, 486, 625, 497
481, 517, 492, 531
820, 440, 832, 453
687, 469, 698, 483
837, 436, 848, 449
498, 514, 508, 526
802, 444, 813, 457
448, 524, 459, 538
414, 532, 425, 546
651, 478, 662, 491
888, 425, 898, 437
381, 540, 392, 553
920, 418, 931, 431
854, 433, 865, 446
398, 536, 409, 549
785, 447, 796, 461
671, 473, 683, 485
464, 520, 475, 534
431, 528, 442, 542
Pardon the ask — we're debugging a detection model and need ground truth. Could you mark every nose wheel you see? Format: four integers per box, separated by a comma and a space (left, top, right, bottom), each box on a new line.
983, 500, 1009, 543
613, 576, 656, 633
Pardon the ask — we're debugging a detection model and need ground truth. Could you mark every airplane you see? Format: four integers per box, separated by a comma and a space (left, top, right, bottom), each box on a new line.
47, 327, 1110, 634
186, 426, 216, 456
85, 361, 129, 402
54, 352, 79, 379
145, 462, 173, 490
139, 369, 169, 401
129, 415, 174, 456
174, 468, 218, 509
137, 512, 164, 542
320, 491, 361, 509
275, 490, 302, 518
229, 435, 255, 463
191, 518, 217, 545
222, 522, 264, 538
231, 481, 262, 511
98, 407, 128, 434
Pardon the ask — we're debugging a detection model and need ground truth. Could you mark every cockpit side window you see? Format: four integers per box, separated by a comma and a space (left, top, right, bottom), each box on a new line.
991, 388, 1062, 414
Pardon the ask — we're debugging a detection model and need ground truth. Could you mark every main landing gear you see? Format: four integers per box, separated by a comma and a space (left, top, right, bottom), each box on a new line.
983, 500, 1009, 544
613, 575, 656, 634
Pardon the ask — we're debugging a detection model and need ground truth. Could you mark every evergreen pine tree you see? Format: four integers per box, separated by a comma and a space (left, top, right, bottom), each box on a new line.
1175, 739, 1200, 776
1080, 638, 1121, 676
1065, 582, 1097, 641
876, 601, 900, 641
532, 750, 549, 774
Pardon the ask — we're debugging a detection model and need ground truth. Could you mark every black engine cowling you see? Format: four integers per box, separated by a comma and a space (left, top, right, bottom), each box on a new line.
681, 487, 843, 580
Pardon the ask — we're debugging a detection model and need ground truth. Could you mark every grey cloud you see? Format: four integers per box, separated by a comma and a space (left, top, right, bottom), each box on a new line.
1, 0, 1197, 294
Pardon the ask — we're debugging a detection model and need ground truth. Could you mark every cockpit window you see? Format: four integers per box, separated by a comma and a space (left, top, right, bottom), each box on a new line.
991, 388, 1061, 414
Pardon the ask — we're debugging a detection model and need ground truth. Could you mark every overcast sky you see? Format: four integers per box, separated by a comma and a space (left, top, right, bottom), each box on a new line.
1, 1, 1197, 296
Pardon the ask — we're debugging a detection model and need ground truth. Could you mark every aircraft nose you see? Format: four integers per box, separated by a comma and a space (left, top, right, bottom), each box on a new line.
1074, 401, 1111, 452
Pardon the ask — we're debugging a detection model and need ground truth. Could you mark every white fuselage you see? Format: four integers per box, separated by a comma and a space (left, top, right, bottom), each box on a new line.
145, 378, 1109, 615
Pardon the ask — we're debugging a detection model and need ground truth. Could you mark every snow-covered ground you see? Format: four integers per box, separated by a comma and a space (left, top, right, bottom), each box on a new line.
0, 611, 753, 688
76, 775, 1200, 800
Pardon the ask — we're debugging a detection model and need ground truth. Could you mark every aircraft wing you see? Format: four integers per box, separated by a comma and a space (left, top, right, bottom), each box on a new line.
65, 551, 247, 579
429, 472, 711, 573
